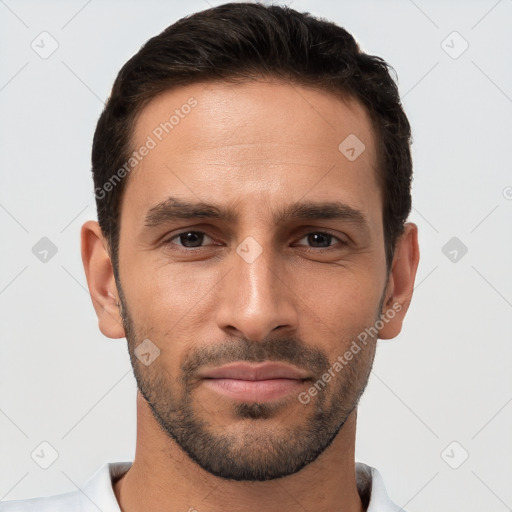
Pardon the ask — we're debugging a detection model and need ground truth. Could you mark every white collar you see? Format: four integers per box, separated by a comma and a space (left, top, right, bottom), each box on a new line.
355, 462, 403, 511
1, 460, 403, 511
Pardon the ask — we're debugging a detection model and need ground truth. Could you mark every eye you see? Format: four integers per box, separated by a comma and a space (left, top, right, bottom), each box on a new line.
295, 232, 347, 249
162, 230, 347, 252
164, 231, 215, 248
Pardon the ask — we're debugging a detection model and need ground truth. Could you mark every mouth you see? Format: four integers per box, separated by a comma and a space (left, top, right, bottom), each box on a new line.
198, 362, 311, 402
202, 378, 308, 402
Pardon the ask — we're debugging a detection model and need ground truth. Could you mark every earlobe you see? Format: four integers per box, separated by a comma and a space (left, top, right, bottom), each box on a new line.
378, 222, 420, 340
80, 220, 125, 339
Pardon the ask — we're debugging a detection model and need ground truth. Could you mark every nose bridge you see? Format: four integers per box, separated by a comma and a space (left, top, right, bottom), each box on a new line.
239, 236, 277, 308
217, 234, 297, 341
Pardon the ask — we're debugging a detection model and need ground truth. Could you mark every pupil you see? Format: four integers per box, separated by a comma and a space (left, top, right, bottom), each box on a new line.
309, 233, 331, 247
181, 232, 203, 247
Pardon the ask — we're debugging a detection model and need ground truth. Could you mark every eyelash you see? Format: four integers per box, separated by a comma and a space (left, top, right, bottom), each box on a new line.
162, 230, 349, 252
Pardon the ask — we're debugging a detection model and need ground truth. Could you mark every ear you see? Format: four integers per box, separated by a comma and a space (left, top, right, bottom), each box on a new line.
81, 220, 125, 339
378, 222, 420, 340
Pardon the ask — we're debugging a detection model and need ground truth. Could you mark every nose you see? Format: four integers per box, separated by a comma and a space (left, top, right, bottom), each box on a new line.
215, 238, 299, 342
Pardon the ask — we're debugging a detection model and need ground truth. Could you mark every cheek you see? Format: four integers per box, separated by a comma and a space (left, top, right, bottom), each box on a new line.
293, 267, 383, 348
123, 259, 223, 332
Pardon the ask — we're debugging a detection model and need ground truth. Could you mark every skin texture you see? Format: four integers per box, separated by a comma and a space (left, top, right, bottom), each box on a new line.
81, 79, 419, 512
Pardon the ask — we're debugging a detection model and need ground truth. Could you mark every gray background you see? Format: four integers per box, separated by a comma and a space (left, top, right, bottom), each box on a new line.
1, 0, 511, 510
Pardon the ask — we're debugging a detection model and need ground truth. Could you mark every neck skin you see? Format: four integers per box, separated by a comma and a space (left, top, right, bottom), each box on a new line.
113, 392, 364, 512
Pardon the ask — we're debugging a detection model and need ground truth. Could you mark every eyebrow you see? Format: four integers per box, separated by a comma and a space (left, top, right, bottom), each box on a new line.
143, 196, 370, 232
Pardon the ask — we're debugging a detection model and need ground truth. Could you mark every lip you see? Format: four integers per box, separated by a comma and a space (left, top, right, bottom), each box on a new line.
198, 362, 311, 381
198, 362, 311, 402
203, 378, 307, 402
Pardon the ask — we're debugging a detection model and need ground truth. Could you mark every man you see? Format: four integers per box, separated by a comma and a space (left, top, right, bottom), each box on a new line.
1, 2, 419, 511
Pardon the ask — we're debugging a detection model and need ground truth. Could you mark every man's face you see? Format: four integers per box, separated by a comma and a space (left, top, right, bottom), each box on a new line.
116, 80, 390, 481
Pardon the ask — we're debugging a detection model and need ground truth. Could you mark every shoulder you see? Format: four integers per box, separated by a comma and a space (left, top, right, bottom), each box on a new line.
0, 462, 132, 512
0, 488, 86, 512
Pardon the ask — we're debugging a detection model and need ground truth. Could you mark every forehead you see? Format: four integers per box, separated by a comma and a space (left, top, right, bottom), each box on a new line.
122, 79, 381, 228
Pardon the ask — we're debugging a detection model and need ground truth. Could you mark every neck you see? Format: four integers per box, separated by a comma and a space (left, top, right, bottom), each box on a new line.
114, 392, 364, 512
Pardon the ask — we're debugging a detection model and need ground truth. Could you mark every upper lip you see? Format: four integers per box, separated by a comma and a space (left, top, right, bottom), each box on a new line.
199, 362, 310, 381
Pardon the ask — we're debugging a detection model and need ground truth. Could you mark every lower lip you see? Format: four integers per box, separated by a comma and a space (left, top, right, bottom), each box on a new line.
203, 378, 306, 402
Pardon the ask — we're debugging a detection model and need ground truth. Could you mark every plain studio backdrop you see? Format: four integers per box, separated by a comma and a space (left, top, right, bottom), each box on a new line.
1, 1, 511, 511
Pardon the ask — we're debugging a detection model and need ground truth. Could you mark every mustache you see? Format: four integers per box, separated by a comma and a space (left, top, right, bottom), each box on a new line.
180, 336, 330, 384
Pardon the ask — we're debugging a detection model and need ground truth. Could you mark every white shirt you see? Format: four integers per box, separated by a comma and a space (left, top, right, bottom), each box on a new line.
0, 461, 404, 511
